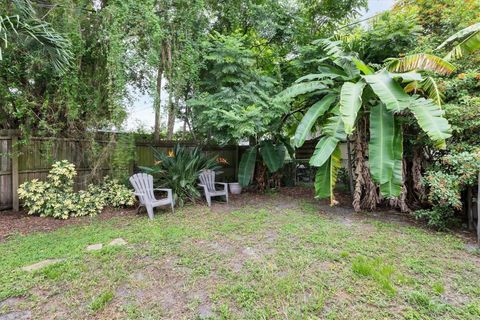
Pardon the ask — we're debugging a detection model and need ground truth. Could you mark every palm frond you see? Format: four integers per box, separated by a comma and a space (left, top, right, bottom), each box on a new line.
385, 53, 456, 76
0, 0, 72, 73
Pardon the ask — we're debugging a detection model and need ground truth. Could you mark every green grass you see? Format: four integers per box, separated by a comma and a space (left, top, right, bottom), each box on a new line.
90, 290, 114, 311
0, 194, 479, 319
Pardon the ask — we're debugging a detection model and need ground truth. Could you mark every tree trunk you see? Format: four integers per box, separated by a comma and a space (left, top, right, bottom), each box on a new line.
411, 146, 426, 205
353, 117, 379, 212
166, 93, 175, 139
154, 65, 163, 142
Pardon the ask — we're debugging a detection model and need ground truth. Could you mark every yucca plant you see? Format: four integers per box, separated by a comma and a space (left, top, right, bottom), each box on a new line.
139, 145, 221, 207
278, 39, 452, 210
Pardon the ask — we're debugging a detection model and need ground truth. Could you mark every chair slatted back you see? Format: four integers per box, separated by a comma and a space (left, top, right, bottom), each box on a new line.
129, 173, 156, 204
199, 170, 216, 192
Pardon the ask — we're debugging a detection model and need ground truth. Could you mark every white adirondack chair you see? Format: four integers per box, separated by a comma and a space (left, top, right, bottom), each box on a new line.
129, 173, 174, 219
198, 169, 228, 207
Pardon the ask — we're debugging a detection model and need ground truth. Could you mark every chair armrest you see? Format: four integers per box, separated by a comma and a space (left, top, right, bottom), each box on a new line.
215, 182, 228, 193
134, 192, 144, 196
154, 188, 173, 202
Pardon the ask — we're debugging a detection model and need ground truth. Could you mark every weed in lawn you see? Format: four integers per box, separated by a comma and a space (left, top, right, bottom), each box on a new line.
89, 290, 114, 312
432, 281, 445, 295
352, 256, 396, 295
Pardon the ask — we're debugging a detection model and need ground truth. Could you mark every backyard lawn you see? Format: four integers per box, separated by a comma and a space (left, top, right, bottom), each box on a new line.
1, 190, 479, 320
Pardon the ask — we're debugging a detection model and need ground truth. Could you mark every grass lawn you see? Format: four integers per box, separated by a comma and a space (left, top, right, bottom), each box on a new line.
1, 191, 480, 319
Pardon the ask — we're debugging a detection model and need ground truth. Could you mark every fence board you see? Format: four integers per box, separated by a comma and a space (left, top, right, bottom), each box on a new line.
0, 134, 238, 211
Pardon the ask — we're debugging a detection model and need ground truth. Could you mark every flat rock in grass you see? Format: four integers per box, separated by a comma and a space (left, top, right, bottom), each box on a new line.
108, 238, 127, 246
21, 259, 65, 272
86, 243, 103, 251
0, 311, 32, 320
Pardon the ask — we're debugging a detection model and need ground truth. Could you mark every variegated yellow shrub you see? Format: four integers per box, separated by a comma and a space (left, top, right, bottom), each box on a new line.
18, 160, 135, 219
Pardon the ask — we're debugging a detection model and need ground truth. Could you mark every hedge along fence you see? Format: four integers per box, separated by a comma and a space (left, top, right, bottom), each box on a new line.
0, 130, 239, 211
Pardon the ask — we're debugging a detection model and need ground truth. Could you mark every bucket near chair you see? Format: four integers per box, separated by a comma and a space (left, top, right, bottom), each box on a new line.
229, 182, 242, 195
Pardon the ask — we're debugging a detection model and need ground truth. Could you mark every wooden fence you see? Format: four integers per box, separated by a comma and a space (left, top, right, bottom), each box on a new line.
0, 132, 239, 211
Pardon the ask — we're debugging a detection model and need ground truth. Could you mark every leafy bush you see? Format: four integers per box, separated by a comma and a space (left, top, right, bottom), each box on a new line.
413, 207, 457, 230
140, 145, 220, 207
415, 149, 480, 229
18, 160, 135, 219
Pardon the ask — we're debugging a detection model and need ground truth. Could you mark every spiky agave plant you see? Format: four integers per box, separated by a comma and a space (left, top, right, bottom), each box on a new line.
139, 145, 221, 207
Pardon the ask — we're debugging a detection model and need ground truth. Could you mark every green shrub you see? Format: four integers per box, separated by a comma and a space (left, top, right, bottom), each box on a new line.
417, 149, 480, 229
18, 160, 135, 219
140, 145, 220, 206
413, 207, 457, 230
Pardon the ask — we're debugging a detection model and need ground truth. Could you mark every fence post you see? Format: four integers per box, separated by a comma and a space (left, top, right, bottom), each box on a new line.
11, 135, 19, 211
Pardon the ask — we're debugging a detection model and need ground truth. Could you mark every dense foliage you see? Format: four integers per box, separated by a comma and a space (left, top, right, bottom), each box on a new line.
3, 0, 479, 229
18, 161, 135, 219
139, 145, 220, 207
279, 39, 452, 208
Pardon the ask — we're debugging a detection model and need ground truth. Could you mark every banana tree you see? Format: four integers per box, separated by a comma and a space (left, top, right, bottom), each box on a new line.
238, 140, 288, 190
278, 39, 452, 209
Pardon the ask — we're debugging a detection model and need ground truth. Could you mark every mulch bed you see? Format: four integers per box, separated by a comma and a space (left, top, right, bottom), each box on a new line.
0, 207, 138, 242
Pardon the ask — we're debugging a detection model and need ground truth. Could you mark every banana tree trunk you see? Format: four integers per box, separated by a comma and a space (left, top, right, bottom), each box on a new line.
353, 117, 379, 212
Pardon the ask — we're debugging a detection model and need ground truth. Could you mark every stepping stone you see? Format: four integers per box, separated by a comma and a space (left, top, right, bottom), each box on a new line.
86, 243, 103, 251
109, 238, 127, 246
0, 311, 31, 320
21, 259, 65, 272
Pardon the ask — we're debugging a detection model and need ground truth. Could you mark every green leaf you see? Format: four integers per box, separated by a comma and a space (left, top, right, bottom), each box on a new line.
277, 81, 328, 101
389, 72, 423, 82
309, 109, 346, 167
322, 111, 347, 140
314, 145, 342, 205
420, 77, 444, 106
238, 147, 257, 187
294, 73, 338, 83
318, 65, 349, 79
309, 136, 339, 167
437, 23, 480, 60
275, 144, 286, 166
380, 119, 403, 198
364, 70, 412, 112
260, 141, 284, 173
352, 57, 374, 75
409, 97, 452, 149
293, 94, 337, 147
278, 136, 295, 159
369, 103, 395, 184
339, 81, 366, 134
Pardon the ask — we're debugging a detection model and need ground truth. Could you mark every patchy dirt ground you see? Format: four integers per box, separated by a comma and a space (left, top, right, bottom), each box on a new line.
1, 188, 480, 319
1, 186, 477, 243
